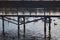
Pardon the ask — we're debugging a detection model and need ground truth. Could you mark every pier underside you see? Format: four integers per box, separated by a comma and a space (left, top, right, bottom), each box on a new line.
0, 1, 60, 40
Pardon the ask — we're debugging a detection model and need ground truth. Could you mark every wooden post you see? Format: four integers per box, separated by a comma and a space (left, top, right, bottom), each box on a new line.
48, 9, 51, 40
48, 17, 51, 40
23, 17, 25, 40
44, 8, 46, 40
18, 16, 20, 40
2, 16, 5, 40
44, 17, 46, 40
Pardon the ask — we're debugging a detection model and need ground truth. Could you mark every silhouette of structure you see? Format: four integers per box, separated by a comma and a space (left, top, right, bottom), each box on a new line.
0, 1, 60, 40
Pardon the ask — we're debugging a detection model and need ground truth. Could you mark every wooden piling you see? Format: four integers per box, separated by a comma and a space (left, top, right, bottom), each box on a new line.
48, 17, 51, 40
18, 16, 20, 40
23, 17, 25, 40
44, 17, 46, 40
44, 8, 46, 40
2, 16, 5, 40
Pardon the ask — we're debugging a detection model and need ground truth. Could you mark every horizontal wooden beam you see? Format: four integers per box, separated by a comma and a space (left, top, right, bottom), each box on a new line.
0, 15, 60, 17
0, 17, 44, 25
0, 1, 60, 8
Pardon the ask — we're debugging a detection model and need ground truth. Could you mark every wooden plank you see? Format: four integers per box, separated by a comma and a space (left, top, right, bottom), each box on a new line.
0, 15, 60, 17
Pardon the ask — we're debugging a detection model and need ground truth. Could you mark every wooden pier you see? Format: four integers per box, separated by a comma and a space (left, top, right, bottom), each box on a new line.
0, 1, 60, 40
